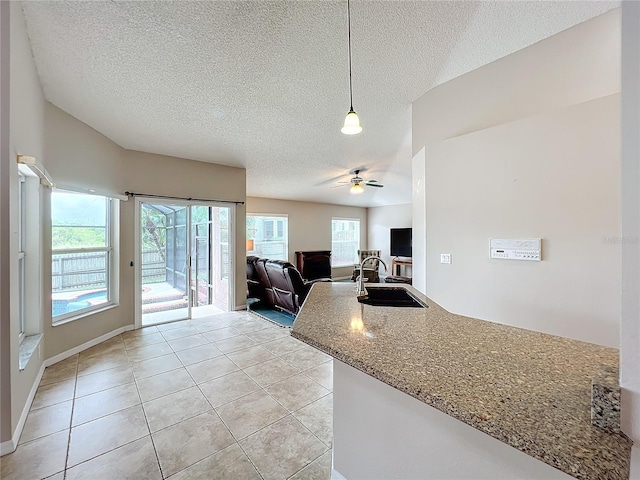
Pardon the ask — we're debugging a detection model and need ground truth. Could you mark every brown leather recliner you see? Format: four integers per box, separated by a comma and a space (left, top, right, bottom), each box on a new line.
263, 259, 329, 315
253, 258, 276, 307
264, 260, 296, 314
284, 266, 325, 312
246, 256, 263, 300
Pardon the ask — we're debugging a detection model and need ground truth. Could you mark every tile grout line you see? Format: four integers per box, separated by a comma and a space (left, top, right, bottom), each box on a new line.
263, 381, 333, 450
210, 378, 274, 478
62, 354, 80, 479
23, 314, 331, 480
124, 332, 164, 478
63, 335, 154, 478
9, 317, 210, 476
179, 344, 266, 479
129, 350, 165, 480
286, 444, 331, 480
233, 429, 266, 480
187, 324, 295, 471
289, 447, 332, 480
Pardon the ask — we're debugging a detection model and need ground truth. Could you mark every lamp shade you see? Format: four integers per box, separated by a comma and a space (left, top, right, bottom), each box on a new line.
350, 183, 364, 194
341, 110, 362, 135
246, 239, 255, 251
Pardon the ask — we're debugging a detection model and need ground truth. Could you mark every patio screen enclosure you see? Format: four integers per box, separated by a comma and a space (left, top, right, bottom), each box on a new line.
140, 201, 231, 325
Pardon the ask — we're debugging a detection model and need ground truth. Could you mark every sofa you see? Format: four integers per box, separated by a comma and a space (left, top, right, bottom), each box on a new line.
246, 256, 330, 315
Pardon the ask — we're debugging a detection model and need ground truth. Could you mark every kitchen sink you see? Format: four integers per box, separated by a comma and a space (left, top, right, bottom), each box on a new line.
357, 286, 428, 308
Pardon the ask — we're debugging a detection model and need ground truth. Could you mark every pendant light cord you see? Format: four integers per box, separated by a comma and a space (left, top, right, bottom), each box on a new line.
347, 0, 354, 111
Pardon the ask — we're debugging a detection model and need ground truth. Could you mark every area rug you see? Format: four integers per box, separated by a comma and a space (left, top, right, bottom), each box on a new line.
248, 302, 296, 328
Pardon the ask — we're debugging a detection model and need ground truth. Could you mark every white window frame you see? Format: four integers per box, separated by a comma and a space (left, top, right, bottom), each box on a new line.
246, 213, 289, 261
331, 217, 361, 267
16, 165, 44, 344
18, 174, 26, 343
51, 189, 119, 325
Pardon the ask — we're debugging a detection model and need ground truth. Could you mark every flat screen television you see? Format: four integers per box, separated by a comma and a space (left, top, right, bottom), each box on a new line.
390, 228, 412, 257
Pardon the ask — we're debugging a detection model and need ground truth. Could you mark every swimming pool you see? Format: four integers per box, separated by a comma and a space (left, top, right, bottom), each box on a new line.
52, 289, 108, 317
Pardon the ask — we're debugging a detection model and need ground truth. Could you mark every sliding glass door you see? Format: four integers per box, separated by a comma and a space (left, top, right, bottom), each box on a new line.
190, 205, 231, 319
137, 199, 232, 327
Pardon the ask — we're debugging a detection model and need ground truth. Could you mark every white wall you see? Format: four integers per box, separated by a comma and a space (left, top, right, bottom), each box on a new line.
424, 95, 620, 348
412, 11, 621, 348
246, 197, 367, 278
621, 2, 640, 475
412, 149, 426, 293
367, 203, 412, 276
412, 9, 620, 151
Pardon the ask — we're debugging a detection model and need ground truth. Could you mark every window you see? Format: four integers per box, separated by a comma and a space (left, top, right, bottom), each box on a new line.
247, 214, 288, 260
52, 190, 118, 323
18, 174, 26, 342
331, 218, 360, 267
16, 169, 42, 352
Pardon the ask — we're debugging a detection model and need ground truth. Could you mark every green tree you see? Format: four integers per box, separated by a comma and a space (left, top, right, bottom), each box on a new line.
52, 225, 106, 249
142, 205, 166, 261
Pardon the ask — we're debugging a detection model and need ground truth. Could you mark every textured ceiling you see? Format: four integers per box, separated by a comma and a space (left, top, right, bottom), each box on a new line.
22, 1, 617, 207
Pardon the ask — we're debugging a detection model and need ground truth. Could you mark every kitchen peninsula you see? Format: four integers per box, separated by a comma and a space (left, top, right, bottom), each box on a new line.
291, 282, 632, 480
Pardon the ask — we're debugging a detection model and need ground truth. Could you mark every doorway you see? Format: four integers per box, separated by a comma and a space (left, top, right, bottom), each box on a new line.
135, 198, 233, 327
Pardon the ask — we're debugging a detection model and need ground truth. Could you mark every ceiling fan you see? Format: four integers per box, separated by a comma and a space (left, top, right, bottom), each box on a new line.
335, 169, 384, 195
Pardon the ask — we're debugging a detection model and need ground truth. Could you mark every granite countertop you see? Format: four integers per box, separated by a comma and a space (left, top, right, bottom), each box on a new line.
291, 282, 632, 480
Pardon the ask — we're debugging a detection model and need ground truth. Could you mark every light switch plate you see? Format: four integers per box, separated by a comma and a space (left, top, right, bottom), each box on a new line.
440, 254, 451, 264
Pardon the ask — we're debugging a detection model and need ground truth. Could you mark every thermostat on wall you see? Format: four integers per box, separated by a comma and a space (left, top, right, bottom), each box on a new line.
490, 238, 541, 261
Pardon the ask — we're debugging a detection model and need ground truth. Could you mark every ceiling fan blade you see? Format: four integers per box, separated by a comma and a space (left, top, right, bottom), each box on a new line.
326, 167, 383, 190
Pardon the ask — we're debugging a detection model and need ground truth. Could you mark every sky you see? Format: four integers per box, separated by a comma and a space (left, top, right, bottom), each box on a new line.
51, 191, 106, 226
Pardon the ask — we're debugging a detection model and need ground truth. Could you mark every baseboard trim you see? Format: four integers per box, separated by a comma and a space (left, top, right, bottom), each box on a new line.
331, 468, 347, 480
44, 324, 134, 367
234, 304, 247, 311
1, 324, 134, 456
0, 361, 46, 456
0, 439, 15, 456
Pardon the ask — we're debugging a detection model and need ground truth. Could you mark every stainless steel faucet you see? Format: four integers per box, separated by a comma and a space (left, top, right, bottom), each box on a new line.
356, 255, 388, 298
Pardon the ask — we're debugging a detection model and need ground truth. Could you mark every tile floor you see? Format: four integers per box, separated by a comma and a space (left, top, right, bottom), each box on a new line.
1, 311, 334, 480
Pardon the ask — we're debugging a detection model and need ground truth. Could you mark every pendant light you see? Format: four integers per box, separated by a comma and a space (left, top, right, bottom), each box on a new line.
341, 0, 362, 135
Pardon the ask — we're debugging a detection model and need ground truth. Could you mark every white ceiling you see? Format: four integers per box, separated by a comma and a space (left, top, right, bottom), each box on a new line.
22, 1, 617, 207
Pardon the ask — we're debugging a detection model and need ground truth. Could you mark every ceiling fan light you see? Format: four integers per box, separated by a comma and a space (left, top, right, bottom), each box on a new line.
350, 183, 364, 194
341, 110, 362, 135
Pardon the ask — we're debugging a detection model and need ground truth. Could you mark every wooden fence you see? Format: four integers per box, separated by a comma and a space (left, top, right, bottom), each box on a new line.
52, 250, 166, 292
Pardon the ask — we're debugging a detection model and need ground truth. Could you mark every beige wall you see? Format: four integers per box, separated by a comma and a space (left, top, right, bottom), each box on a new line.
367, 204, 412, 274
121, 149, 246, 312
2, 3, 247, 445
246, 197, 367, 278
1, 0, 12, 445
42, 105, 129, 357
2, 2, 47, 445
425, 95, 620, 348
44, 104, 247, 357
411, 10, 622, 348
